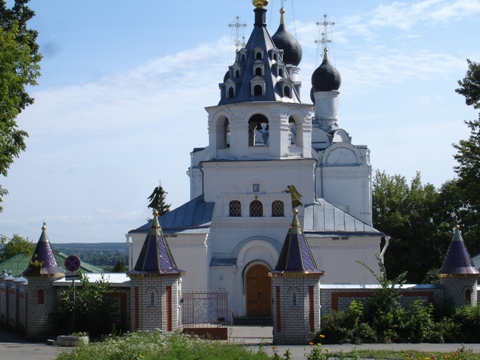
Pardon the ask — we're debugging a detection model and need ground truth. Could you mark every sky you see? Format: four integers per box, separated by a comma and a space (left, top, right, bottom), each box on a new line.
0, 0, 479, 244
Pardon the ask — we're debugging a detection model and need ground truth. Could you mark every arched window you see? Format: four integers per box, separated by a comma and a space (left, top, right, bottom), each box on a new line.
272, 201, 284, 217
273, 53, 278, 61
284, 86, 291, 98
228, 87, 234, 98
254, 85, 262, 96
38, 289, 44, 304
229, 200, 241, 217
466, 288, 472, 305
150, 292, 155, 307
250, 200, 263, 217
235, 69, 240, 78
255, 67, 262, 76
279, 68, 284, 77
256, 51, 262, 60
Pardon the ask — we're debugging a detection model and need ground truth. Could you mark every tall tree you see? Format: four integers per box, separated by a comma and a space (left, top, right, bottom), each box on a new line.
453, 60, 480, 213
0, 234, 35, 262
372, 171, 453, 283
0, 0, 42, 211
147, 184, 170, 216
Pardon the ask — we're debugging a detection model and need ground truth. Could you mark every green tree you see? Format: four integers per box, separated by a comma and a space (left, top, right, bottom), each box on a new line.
372, 171, 453, 283
112, 258, 126, 273
147, 184, 170, 216
0, 0, 41, 211
52, 272, 119, 338
453, 60, 480, 215
0, 233, 34, 262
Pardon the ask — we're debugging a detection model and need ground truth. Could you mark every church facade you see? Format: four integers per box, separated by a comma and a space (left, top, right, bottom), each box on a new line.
128, 0, 385, 318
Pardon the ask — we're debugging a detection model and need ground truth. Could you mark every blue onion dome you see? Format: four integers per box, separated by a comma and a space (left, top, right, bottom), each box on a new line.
311, 48, 341, 91
272, 7, 302, 66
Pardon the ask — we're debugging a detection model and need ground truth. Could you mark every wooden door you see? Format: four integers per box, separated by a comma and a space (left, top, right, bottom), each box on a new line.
246, 264, 271, 316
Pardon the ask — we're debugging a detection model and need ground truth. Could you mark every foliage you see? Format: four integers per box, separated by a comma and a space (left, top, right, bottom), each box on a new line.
52, 243, 129, 269
372, 170, 455, 283
111, 258, 126, 273
51, 272, 119, 338
315, 301, 375, 344
449, 305, 480, 343
0, 233, 34, 262
56, 331, 271, 360
147, 184, 170, 216
0, 0, 41, 211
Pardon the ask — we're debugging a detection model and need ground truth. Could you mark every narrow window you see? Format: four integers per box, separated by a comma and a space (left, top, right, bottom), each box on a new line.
150, 292, 155, 307
38, 289, 44, 304
235, 69, 240, 78
279, 68, 284, 77
255, 67, 262, 76
272, 201, 284, 217
284, 86, 291, 98
466, 288, 472, 305
228, 87, 234, 98
250, 200, 263, 217
292, 292, 297, 306
254, 85, 262, 96
256, 52, 262, 60
229, 200, 241, 217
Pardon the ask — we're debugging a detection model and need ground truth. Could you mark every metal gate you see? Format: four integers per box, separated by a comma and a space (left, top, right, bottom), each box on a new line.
182, 289, 228, 340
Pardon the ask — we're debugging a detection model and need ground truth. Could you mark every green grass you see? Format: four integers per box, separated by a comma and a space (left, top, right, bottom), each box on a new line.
55, 331, 271, 360
55, 332, 480, 360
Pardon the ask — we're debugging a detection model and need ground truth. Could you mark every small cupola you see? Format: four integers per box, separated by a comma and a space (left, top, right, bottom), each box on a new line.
271, 7, 302, 66
437, 227, 479, 277
311, 48, 341, 92
271, 209, 324, 274
22, 222, 65, 276
129, 210, 184, 275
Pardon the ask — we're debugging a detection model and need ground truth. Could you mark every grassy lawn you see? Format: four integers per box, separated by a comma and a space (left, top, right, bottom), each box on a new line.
55, 331, 271, 360
55, 332, 480, 360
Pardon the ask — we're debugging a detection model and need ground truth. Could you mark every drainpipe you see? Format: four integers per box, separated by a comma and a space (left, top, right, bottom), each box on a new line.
379, 236, 390, 264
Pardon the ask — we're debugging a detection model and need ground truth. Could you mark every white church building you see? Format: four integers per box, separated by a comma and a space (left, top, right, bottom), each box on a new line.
127, 0, 385, 318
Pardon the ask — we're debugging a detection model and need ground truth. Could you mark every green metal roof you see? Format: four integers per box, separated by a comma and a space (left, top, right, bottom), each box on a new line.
0, 253, 103, 277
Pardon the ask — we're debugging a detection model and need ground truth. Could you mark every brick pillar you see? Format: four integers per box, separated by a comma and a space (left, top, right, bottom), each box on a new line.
270, 274, 321, 345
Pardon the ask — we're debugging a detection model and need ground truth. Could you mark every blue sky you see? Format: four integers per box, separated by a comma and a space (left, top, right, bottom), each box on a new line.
1, 0, 479, 243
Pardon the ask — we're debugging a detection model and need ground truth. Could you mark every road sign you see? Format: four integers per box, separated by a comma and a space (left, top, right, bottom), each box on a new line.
65, 272, 78, 280
64, 255, 81, 272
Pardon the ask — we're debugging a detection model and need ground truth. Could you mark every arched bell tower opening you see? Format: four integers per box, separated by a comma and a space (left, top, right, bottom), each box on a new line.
248, 114, 269, 146
215, 116, 230, 149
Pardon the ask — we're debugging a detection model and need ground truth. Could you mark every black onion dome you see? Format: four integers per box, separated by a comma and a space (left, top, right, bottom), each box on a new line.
223, 70, 230, 83
272, 8, 302, 66
311, 48, 341, 91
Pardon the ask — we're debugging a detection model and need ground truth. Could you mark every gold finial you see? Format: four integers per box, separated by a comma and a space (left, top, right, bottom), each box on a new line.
323, 47, 329, 61
42, 221, 46, 231
252, 0, 268, 9
280, 7, 285, 14
153, 209, 159, 217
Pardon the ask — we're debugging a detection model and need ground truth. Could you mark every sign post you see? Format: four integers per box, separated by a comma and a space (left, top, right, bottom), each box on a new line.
64, 255, 81, 333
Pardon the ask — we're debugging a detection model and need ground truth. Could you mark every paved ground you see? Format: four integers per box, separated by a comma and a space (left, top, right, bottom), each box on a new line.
2, 325, 480, 360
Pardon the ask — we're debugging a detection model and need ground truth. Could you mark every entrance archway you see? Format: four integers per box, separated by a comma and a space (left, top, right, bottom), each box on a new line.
246, 264, 272, 316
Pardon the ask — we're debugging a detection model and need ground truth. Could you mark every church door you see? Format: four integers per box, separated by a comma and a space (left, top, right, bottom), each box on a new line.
246, 264, 272, 316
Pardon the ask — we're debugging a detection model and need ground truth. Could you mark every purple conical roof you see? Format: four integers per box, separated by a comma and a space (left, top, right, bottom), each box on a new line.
437, 228, 479, 277
22, 222, 65, 276
271, 210, 324, 275
128, 211, 184, 276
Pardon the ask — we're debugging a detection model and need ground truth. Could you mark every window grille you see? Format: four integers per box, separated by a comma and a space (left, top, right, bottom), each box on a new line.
250, 200, 263, 217
229, 200, 241, 217
272, 200, 284, 217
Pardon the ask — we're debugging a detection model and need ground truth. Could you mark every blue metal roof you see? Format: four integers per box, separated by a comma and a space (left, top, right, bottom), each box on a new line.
129, 195, 214, 234
303, 199, 382, 236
